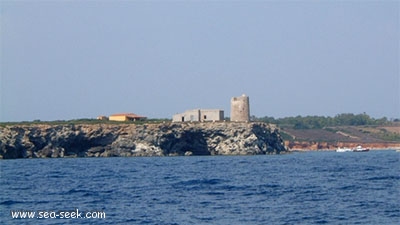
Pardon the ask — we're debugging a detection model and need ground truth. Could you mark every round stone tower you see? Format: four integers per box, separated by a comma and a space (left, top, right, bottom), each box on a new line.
230, 94, 250, 122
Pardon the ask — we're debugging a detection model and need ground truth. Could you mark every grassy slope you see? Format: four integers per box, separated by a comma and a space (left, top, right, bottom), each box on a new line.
0, 118, 171, 127
281, 124, 400, 143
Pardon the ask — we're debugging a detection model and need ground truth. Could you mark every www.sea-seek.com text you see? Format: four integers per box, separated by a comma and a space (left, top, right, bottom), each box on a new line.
10, 209, 106, 219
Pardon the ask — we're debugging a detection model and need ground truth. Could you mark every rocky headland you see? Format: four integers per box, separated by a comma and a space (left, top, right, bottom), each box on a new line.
0, 122, 287, 159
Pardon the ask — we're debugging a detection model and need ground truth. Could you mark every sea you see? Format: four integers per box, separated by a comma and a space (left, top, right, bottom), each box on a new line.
1, 150, 399, 225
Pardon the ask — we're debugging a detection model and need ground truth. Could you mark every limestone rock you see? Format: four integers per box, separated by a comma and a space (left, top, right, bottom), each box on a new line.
0, 122, 287, 159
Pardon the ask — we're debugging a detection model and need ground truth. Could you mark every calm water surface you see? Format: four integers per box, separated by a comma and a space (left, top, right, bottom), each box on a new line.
1, 150, 399, 224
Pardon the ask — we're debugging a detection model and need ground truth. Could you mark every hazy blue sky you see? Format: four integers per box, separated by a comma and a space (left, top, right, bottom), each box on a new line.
1, 1, 399, 122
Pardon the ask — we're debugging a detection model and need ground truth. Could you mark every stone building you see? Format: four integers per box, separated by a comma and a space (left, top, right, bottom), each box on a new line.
172, 109, 224, 122
96, 115, 108, 120
230, 94, 250, 122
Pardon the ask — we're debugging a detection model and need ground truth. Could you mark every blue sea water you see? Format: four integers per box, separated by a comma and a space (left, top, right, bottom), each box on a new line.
1, 151, 399, 225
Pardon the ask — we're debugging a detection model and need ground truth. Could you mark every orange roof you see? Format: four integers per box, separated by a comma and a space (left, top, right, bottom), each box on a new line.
110, 113, 146, 118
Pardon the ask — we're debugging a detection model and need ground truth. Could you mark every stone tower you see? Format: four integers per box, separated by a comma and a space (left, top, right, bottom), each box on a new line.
230, 94, 250, 122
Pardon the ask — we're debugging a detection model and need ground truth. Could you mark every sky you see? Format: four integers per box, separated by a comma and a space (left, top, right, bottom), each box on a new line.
0, 0, 399, 122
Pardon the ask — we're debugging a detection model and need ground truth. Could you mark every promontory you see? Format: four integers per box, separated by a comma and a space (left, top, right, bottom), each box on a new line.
0, 122, 287, 159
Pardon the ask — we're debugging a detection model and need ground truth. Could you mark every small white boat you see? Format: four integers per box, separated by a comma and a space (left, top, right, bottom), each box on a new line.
352, 145, 369, 152
336, 147, 352, 152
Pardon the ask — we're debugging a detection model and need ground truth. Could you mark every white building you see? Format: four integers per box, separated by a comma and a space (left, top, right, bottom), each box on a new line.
173, 109, 224, 122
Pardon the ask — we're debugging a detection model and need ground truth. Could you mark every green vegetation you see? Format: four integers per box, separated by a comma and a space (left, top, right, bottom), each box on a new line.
376, 129, 400, 142
254, 113, 395, 129
1, 113, 397, 132
0, 118, 172, 127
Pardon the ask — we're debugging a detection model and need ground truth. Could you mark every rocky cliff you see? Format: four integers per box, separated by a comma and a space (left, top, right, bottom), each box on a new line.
0, 122, 287, 159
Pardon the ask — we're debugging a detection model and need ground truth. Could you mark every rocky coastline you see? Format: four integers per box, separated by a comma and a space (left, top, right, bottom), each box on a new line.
0, 122, 287, 159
